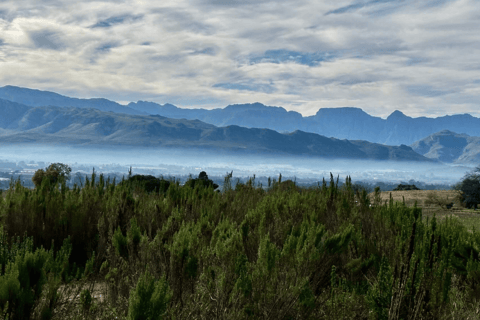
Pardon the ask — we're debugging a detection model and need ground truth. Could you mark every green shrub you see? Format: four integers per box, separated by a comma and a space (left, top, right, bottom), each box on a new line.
1, 169, 480, 318
127, 269, 172, 320
0, 245, 54, 319
366, 256, 393, 320
113, 227, 128, 260
80, 289, 93, 312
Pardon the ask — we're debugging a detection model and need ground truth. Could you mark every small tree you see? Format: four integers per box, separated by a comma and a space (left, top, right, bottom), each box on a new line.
127, 269, 171, 320
121, 174, 171, 194
184, 171, 219, 190
454, 166, 480, 209
32, 163, 72, 188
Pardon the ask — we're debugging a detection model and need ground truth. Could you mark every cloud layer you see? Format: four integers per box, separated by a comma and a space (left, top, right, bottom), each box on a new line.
0, 0, 479, 117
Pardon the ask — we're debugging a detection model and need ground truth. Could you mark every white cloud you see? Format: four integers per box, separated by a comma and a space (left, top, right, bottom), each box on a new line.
0, 0, 479, 118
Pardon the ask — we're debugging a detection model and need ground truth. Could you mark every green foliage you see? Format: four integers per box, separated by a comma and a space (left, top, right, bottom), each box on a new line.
366, 256, 393, 320
120, 174, 171, 194
127, 269, 171, 320
0, 236, 71, 320
454, 166, 480, 209
299, 279, 315, 311
113, 227, 128, 260
184, 171, 219, 190
127, 218, 141, 248
1, 169, 480, 318
32, 163, 72, 188
80, 289, 93, 311
0, 269, 20, 315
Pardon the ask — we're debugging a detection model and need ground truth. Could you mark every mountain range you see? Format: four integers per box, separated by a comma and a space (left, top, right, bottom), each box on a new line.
411, 130, 480, 164
1, 86, 480, 146
0, 98, 431, 162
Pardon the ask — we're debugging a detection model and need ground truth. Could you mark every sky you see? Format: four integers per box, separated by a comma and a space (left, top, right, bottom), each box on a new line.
0, 0, 479, 118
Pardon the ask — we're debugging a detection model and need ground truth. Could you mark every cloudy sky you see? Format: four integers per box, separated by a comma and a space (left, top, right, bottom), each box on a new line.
0, 0, 479, 118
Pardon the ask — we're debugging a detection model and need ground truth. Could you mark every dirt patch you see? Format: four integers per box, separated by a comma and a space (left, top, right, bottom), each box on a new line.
58, 281, 108, 304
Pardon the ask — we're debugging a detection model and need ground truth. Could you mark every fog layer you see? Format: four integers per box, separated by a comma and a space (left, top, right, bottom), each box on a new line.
0, 145, 471, 186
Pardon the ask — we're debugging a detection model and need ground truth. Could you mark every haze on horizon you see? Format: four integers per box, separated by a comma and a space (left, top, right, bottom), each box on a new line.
1, 0, 480, 118
0, 145, 471, 186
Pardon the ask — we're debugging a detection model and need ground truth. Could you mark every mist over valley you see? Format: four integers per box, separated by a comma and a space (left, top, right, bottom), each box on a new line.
0, 144, 470, 191
0, 86, 477, 190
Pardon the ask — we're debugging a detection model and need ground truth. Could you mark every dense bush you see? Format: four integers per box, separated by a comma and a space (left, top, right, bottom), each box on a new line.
120, 172, 171, 194
184, 171, 219, 190
0, 171, 479, 318
454, 166, 480, 209
0, 230, 72, 320
393, 184, 421, 191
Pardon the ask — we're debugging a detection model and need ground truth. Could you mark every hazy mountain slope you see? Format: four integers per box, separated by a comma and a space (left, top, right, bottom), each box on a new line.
304, 107, 385, 141
4, 86, 480, 146
0, 86, 145, 116
130, 102, 480, 145
0, 99, 32, 128
128, 101, 304, 132
410, 130, 480, 164
0, 100, 432, 161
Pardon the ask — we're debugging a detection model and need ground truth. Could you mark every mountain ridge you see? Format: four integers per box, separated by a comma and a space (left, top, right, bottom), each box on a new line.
0, 98, 433, 162
0, 85, 145, 116
2, 85, 479, 145
410, 130, 480, 164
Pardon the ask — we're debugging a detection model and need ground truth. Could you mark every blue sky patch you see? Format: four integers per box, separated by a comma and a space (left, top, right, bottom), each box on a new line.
91, 14, 143, 28
249, 50, 333, 67
326, 0, 398, 15
96, 43, 119, 53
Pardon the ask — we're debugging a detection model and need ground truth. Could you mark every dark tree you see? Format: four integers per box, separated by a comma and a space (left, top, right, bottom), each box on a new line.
393, 184, 421, 191
121, 174, 171, 193
185, 171, 219, 190
455, 166, 480, 209
32, 162, 72, 188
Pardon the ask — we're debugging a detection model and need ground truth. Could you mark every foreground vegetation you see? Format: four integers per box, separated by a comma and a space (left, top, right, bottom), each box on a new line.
0, 170, 480, 319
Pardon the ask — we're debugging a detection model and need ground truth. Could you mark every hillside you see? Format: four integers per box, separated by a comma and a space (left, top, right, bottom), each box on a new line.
0, 99, 433, 161
0, 85, 144, 115
410, 130, 480, 164
2, 86, 480, 145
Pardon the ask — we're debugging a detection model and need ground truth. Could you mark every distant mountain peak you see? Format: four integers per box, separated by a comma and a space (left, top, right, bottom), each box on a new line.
426, 129, 470, 138
437, 129, 456, 135
387, 110, 408, 120
410, 129, 480, 164
314, 107, 369, 117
